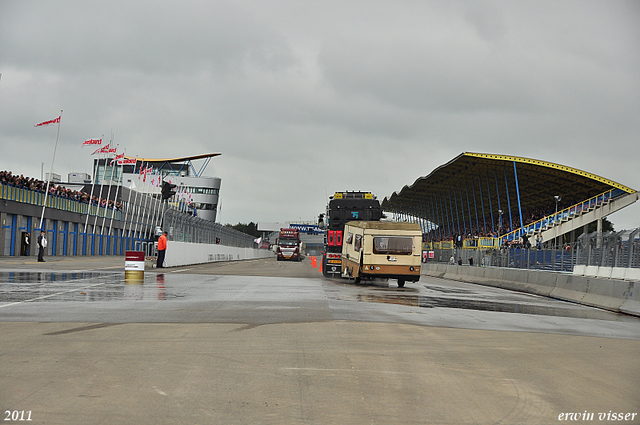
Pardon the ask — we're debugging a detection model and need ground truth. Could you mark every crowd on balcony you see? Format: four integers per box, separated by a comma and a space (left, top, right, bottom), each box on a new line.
0, 170, 123, 211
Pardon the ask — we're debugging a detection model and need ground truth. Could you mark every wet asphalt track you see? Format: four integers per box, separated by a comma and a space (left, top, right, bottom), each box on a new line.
1, 256, 639, 424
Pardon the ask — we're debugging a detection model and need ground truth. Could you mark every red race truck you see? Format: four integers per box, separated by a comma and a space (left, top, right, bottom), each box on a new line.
276, 228, 302, 261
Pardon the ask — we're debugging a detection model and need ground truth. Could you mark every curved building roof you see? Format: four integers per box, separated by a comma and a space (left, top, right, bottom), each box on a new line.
124, 153, 221, 162
382, 152, 635, 232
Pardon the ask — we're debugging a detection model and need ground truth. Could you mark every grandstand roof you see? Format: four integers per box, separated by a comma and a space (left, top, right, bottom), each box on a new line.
121, 153, 222, 178
124, 153, 221, 163
382, 152, 636, 229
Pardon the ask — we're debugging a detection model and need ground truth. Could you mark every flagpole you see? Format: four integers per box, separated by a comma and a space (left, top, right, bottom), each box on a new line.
101, 141, 118, 234
84, 142, 100, 252
92, 140, 107, 241
38, 109, 63, 230
150, 170, 162, 235
132, 163, 148, 246
128, 163, 142, 249
121, 157, 137, 250
154, 172, 163, 229
140, 166, 153, 243
108, 148, 124, 251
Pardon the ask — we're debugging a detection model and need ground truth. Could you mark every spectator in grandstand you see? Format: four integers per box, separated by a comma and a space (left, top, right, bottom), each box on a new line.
536, 234, 543, 250
449, 255, 455, 265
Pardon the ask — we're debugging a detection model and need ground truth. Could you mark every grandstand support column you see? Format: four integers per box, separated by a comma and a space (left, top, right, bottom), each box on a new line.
458, 185, 467, 236
443, 193, 449, 240
465, 181, 473, 236
596, 218, 603, 248
441, 192, 451, 240
471, 179, 480, 235
450, 188, 460, 236
486, 173, 494, 233
513, 161, 524, 234
478, 175, 487, 235
432, 195, 441, 241
503, 165, 513, 233
494, 169, 502, 233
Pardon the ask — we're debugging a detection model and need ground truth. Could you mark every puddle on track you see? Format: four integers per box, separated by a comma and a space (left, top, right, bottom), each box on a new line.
0, 271, 179, 303
355, 291, 639, 322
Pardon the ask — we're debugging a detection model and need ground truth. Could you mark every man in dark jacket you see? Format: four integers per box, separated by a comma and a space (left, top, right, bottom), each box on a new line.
37, 230, 47, 262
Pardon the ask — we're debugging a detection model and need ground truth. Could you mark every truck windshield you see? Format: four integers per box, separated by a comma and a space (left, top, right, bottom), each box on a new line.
279, 239, 298, 246
373, 237, 413, 255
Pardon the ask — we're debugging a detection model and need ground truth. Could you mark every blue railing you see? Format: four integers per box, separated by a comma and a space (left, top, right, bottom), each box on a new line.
501, 188, 625, 243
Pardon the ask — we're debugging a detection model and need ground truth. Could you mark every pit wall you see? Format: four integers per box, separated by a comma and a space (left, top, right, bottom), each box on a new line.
421, 263, 640, 318
164, 241, 274, 267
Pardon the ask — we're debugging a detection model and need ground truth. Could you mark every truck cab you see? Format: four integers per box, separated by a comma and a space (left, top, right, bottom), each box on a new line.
319, 191, 383, 278
276, 228, 302, 261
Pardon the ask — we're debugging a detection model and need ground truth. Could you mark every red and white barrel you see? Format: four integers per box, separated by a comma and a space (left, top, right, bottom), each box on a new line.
125, 250, 145, 283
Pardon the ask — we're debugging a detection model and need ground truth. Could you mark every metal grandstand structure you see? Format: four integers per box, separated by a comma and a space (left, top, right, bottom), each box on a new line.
382, 152, 639, 248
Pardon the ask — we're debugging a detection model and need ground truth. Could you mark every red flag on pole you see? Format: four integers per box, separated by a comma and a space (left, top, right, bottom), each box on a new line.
82, 138, 102, 147
34, 116, 61, 127
110, 152, 125, 164
92, 143, 112, 155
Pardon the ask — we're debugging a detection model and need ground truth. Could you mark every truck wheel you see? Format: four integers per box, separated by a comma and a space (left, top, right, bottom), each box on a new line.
397, 279, 405, 288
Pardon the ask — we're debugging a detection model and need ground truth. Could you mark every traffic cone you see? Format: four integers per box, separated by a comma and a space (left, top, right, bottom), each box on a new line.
311, 256, 317, 268
318, 259, 322, 273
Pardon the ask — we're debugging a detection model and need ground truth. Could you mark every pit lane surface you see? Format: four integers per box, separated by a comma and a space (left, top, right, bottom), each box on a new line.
1, 256, 638, 424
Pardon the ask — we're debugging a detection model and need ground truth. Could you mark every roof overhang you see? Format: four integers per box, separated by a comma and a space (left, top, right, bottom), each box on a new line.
382, 152, 635, 220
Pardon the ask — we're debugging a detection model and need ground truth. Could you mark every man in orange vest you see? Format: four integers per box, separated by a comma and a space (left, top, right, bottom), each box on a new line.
157, 231, 168, 268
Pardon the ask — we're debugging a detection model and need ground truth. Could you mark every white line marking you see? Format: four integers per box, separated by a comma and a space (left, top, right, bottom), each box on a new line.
170, 268, 192, 273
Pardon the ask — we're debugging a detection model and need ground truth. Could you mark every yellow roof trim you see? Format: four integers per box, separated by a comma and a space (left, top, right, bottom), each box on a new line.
464, 152, 635, 193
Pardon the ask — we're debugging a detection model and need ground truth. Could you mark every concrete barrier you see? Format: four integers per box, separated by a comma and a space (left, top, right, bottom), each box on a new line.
421, 263, 640, 317
164, 241, 274, 268
549, 274, 588, 305
620, 281, 640, 316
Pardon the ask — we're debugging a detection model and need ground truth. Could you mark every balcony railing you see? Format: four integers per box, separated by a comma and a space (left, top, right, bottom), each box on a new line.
0, 182, 122, 220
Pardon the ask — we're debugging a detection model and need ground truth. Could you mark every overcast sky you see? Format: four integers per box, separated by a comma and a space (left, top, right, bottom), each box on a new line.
1, 0, 639, 229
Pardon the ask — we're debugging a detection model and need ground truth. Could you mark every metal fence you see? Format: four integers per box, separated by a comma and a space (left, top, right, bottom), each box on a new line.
429, 227, 640, 272
163, 207, 257, 248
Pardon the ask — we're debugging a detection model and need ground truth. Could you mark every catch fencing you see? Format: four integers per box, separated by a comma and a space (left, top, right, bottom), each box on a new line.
428, 228, 640, 273
162, 207, 256, 248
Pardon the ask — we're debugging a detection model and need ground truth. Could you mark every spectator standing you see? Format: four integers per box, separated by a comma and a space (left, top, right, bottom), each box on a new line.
37, 231, 47, 262
157, 231, 168, 268
22, 233, 30, 256
536, 234, 543, 250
